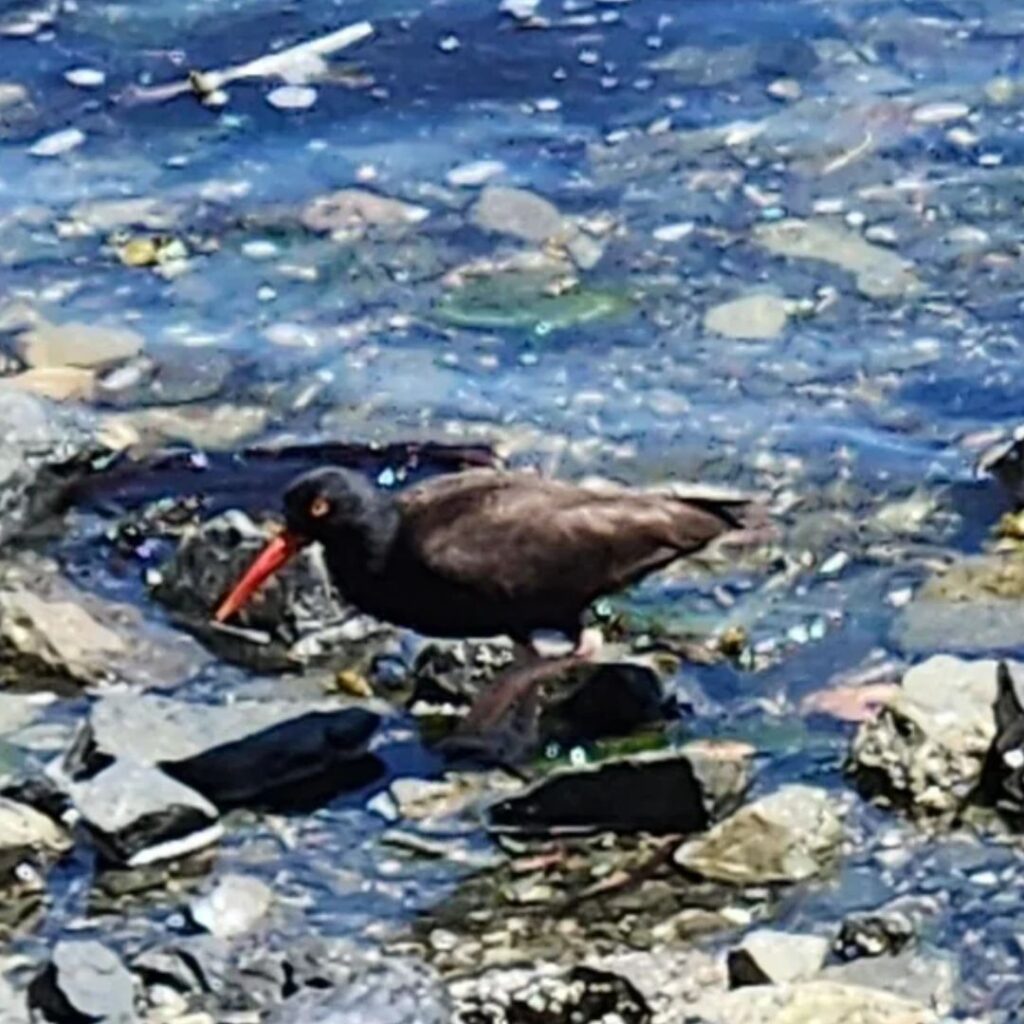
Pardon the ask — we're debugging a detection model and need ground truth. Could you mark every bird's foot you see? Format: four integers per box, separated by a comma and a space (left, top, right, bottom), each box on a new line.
528, 627, 604, 661
572, 626, 605, 661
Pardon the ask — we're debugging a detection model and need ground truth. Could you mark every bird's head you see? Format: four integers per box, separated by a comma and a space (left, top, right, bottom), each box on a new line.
214, 467, 384, 623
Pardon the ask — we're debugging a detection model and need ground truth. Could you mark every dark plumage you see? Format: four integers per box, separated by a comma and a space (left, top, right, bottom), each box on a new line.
216, 466, 759, 647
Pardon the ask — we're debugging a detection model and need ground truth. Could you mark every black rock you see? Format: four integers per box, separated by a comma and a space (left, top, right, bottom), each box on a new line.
487, 746, 750, 836
29, 940, 136, 1024
61, 693, 383, 808
541, 660, 676, 744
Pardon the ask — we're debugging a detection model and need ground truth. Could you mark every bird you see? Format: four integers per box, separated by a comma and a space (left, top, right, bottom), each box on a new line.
214, 465, 762, 659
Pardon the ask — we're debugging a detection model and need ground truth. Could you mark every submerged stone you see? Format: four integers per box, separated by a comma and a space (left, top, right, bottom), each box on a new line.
704, 293, 790, 340
435, 272, 630, 333
15, 319, 143, 370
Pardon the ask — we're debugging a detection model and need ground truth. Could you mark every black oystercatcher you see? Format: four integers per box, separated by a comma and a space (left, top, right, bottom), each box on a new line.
214, 466, 761, 654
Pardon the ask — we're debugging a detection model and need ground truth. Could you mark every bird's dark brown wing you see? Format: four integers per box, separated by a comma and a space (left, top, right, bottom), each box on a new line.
395, 469, 744, 609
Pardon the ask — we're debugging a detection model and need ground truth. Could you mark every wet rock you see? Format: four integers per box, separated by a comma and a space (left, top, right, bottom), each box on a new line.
688, 980, 937, 1024
435, 271, 628, 333
29, 128, 85, 158
96, 349, 232, 408
188, 873, 273, 938
471, 185, 569, 244
674, 784, 843, 885
61, 691, 383, 807
754, 218, 919, 300
4, 367, 95, 402
0, 387, 108, 548
704, 294, 790, 340
262, 952, 450, 1024
70, 759, 222, 867
0, 975, 27, 1024
728, 930, 829, 987
447, 159, 505, 187
650, 44, 757, 87
386, 771, 521, 829
835, 906, 918, 960
301, 188, 429, 234
29, 940, 137, 1023
487, 743, 750, 836
0, 585, 125, 685
15, 318, 143, 370
267, 84, 318, 110
0, 554, 209, 687
0, 795, 70, 857
68, 197, 180, 234
151, 509, 384, 668
821, 950, 957, 1016
976, 425, 1024, 507
849, 655, 1002, 817
541, 657, 676, 744
101, 402, 269, 451
912, 101, 970, 125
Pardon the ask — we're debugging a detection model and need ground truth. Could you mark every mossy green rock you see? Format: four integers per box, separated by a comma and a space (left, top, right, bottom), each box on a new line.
435, 273, 631, 334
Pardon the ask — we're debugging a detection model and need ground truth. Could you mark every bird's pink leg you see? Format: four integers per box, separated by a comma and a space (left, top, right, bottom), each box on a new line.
572, 627, 605, 661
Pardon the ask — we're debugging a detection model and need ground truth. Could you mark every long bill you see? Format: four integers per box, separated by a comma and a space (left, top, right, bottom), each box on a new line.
213, 531, 308, 623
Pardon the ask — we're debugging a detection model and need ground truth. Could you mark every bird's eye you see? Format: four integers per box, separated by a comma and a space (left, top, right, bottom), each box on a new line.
310, 496, 331, 519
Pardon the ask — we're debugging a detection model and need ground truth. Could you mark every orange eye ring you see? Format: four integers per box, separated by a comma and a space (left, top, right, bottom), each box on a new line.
310, 496, 331, 519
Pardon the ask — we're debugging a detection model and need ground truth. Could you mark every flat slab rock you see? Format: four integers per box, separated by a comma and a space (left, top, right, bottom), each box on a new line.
675, 784, 843, 885
487, 743, 751, 836
70, 758, 222, 867
0, 553, 209, 687
29, 940, 137, 1024
61, 692, 383, 805
688, 980, 938, 1024
0, 387, 109, 548
848, 655, 1010, 816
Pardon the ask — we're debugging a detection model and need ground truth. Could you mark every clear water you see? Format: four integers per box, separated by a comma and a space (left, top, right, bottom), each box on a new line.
4, 0, 1024, 1017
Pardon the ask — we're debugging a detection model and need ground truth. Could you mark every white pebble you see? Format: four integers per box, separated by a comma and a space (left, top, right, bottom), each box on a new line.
64, 67, 105, 88
438, 34, 460, 52
29, 127, 85, 157
653, 221, 694, 242
446, 160, 505, 187
241, 239, 279, 260
912, 101, 970, 125
819, 551, 850, 577
266, 85, 318, 110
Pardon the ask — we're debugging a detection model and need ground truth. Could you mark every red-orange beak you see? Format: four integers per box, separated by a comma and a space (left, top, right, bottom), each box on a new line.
213, 530, 308, 623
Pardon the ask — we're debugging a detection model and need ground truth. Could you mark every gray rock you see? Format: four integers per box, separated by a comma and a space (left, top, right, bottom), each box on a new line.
675, 784, 843, 885
687, 980, 937, 1024
0, 975, 28, 1024
153, 510, 374, 667
0, 554, 210, 687
301, 188, 428, 234
70, 759, 222, 867
188, 874, 273, 938
29, 940, 137, 1023
96, 349, 232, 408
487, 743, 750, 836
15, 318, 143, 370
0, 796, 70, 856
262, 953, 450, 1024
728, 930, 829, 988
0, 388, 108, 548
61, 691, 382, 806
848, 656, 1002, 817
821, 950, 958, 1016
754, 218, 919, 300
704, 294, 790, 341
471, 185, 571, 244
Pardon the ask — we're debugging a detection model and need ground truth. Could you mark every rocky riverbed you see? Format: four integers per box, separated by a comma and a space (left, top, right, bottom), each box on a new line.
3, 0, 1024, 1021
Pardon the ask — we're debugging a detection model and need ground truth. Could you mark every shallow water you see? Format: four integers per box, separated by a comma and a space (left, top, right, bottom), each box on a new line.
5, 0, 1024, 1017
